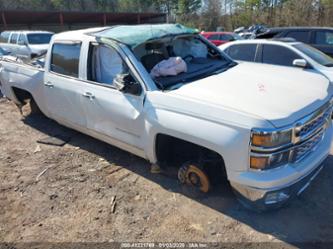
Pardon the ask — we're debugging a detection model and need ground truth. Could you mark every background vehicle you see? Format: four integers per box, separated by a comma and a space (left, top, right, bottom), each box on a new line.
234, 24, 268, 40
0, 46, 10, 97
1, 25, 332, 211
201, 31, 243, 46
238, 32, 255, 39
0, 47, 10, 56
219, 39, 333, 82
256, 27, 333, 57
0, 30, 54, 59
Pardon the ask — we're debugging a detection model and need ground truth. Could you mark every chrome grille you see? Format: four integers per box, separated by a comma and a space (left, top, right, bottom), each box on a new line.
292, 130, 324, 163
298, 106, 332, 138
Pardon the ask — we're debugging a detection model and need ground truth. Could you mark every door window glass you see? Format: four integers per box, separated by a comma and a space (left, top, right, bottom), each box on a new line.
88, 44, 127, 86
220, 34, 234, 41
262, 45, 301, 66
18, 34, 25, 45
10, 33, 18, 44
226, 44, 257, 61
207, 34, 219, 40
50, 43, 81, 77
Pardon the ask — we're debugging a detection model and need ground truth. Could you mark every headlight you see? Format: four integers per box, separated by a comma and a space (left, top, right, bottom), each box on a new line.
250, 128, 292, 170
251, 129, 292, 148
250, 151, 290, 170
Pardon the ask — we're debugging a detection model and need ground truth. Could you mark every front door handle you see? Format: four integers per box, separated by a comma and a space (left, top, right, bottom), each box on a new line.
44, 81, 54, 88
82, 92, 95, 100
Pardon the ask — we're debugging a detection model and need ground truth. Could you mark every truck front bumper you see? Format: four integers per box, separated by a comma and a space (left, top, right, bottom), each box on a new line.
231, 162, 325, 210
230, 123, 333, 211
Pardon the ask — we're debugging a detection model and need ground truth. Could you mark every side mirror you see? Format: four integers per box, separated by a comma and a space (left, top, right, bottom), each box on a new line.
293, 59, 307, 68
113, 73, 142, 95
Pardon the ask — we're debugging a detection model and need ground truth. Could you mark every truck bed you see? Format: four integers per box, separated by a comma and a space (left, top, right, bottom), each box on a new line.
0, 55, 45, 107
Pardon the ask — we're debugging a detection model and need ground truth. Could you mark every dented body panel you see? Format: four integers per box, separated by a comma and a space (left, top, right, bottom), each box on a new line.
0, 25, 333, 210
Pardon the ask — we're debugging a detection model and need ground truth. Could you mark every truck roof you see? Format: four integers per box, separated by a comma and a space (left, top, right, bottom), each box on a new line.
52, 24, 198, 48
1, 30, 54, 34
93, 23, 197, 48
52, 27, 108, 41
71, 24, 196, 48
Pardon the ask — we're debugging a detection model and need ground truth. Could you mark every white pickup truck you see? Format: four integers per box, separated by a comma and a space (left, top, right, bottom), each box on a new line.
0, 24, 332, 211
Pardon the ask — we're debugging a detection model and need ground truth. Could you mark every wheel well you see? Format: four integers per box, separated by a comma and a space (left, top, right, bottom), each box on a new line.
12, 87, 32, 104
155, 134, 227, 185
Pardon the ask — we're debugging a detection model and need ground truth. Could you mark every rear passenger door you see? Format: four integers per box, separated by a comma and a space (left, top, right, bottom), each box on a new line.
311, 30, 333, 58
224, 44, 258, 62
261, 44, 302, 67
44, 41, 87, 128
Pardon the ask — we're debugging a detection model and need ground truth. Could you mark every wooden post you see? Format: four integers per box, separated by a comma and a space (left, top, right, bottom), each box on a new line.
103, 13, 107, 26
1, 12, 7, 29
59, 12, 64, 26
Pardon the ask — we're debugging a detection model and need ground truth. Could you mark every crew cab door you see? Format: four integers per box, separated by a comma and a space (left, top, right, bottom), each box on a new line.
43, 41, 87, 128
80, 42, 145, 150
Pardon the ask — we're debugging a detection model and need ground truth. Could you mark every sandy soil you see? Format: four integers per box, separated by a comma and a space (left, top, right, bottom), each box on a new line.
0, 98, 332, 247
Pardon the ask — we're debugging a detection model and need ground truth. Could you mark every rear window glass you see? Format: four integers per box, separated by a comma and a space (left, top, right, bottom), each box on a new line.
285, 31, 310, 43
226, 44, 257, 62
50, 43, 81, 77
315, 31, 333, 45
27, 33, 53, 44
0, 32, 10, 43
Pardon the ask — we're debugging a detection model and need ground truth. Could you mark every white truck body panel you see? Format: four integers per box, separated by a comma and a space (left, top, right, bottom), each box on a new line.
1, 26, 332, 210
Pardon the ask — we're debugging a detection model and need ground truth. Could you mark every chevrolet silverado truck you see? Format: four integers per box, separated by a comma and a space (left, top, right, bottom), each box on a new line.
0, 24, 332, 211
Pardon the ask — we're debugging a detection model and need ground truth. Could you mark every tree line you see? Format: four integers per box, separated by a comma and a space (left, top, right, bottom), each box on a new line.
1, 0, 333, 31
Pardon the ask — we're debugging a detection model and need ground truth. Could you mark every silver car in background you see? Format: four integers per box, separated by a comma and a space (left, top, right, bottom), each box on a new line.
0, 30, 53, 59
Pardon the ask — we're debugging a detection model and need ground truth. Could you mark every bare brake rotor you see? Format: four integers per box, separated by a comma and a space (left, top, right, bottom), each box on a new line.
178, 163, 210, 193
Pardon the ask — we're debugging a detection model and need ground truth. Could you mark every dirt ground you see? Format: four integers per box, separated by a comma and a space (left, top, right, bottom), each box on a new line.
0, 98, 333, 247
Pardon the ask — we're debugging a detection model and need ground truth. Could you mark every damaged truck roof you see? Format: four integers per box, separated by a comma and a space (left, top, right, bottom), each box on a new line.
90, 23, 198, 48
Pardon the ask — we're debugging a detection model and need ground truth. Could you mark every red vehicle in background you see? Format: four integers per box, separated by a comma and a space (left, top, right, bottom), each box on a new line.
201, 31, 243, 46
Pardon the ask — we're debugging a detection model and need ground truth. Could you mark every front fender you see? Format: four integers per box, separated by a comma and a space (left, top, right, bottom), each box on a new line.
143, 107, 251, 175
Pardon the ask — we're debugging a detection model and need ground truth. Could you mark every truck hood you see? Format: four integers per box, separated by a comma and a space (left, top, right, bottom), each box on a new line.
319, 67, 333, 83
170, 62, 333, 128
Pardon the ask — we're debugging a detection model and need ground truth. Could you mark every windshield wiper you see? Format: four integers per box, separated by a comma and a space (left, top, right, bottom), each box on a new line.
324, 63, 333, 67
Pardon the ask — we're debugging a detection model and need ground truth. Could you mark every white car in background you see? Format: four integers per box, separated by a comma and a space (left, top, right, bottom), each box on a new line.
219, 39, 333, 83
0, 30, 53, 59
